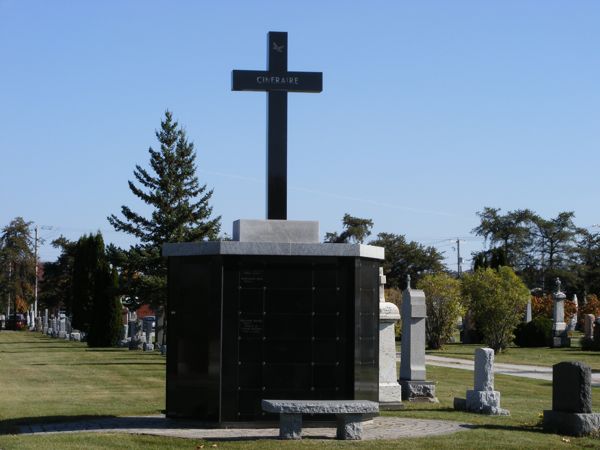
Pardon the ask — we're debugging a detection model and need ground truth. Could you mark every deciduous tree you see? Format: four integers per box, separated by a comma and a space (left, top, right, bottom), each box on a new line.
0, 217, 35, 314
461, 267, 529, 353
417, 273, 463, 349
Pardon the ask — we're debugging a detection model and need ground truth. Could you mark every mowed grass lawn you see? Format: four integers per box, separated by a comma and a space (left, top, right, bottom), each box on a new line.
1, 332, 600, 449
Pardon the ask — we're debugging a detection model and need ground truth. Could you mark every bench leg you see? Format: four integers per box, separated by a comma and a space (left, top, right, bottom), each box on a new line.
336, 414, 363, 440
279, 413, 302, 439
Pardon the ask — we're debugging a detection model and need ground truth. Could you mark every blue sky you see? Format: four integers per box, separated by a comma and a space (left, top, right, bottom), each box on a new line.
1, 1, 599, 269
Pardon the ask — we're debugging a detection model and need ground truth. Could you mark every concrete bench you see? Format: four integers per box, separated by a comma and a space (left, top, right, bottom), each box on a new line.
261, 399, 379, 440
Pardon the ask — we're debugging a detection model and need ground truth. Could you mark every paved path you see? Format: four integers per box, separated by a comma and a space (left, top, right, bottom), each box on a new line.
18, 416, 470, 440
424, 355, 600, 386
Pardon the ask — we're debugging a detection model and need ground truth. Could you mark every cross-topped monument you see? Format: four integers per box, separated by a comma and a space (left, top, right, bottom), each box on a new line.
232, 31, 322, 220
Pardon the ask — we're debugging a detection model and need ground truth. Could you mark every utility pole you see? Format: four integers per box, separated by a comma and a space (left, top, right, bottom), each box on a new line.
34, 225, 39, 318
7, 263, 11, 317
456, 238, 463, 278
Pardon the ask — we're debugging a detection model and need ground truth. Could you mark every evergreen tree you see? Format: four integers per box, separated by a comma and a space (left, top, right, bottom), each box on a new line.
0, 217, 35, 314
107, 111, 221, 309
71, 233, 106, 332
88, 267, 122, 348
324, 214, 374, 244
369, 232, 446, 289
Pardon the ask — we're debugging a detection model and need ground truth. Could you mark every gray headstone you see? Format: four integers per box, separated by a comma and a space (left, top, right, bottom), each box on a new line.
400, 280, 427, 381
544, 360, 600, 436
474, 348, 495, 391
156, 308, 165, 348
584, 314, 595, 340
59, 316, 66, 333
457, 347, 508, 415
553, 362, 592, 413
552, 278, 568, 347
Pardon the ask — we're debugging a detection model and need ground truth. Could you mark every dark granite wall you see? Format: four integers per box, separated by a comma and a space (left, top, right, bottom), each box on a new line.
166, 254, 379, 422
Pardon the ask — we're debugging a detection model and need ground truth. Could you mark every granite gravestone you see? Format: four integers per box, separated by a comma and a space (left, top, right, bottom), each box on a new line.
584, 314, 595, 340
543, 362, 600, 436
454, 348, 509, 415
399, 276, 437, 402
552, 278, 570, 347
164, 32, 382, 424
525, 299, 532, 323
43, 309, 48, 334
377, 268, 402, 409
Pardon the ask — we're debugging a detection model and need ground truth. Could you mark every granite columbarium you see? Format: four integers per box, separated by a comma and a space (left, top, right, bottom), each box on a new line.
162, 32, 383, 424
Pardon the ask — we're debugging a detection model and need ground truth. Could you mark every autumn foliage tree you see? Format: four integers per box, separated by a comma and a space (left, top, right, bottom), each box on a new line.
531, 294, 576, 323
0, 217, 35, 314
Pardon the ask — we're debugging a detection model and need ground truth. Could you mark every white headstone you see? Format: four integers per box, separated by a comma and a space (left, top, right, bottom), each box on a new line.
568, 294, 579, 331
525, 299, 532, 323
377, 267, 402, 406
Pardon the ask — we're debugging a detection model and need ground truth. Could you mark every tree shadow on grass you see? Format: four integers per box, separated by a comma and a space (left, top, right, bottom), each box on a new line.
0, 415, 118, 435
86, 348, 133, 352
462, 423, 543, 434
2, 415, 236, 435
0, 340, 67, 345
28, 361, 165, 366
0, 347, 85, 353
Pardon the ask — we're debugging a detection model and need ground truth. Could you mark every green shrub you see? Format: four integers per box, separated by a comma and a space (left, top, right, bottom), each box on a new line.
462, 267, 530, 353
514, 317, 552, 347
417, 273, 464, 350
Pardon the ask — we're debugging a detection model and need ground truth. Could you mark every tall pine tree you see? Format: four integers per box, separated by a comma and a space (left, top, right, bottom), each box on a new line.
108, 111, 221, 310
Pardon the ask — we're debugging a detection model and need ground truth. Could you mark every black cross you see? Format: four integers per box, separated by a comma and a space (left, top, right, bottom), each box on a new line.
232, 31, 323, 220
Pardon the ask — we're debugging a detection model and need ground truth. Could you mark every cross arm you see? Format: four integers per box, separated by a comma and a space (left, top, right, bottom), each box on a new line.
232, 70, 322, 93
